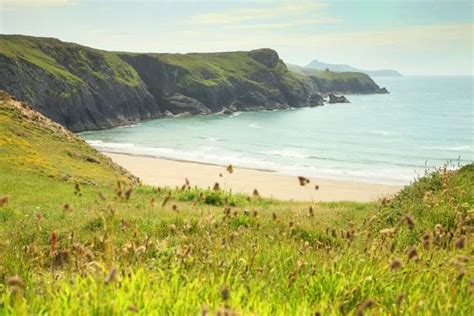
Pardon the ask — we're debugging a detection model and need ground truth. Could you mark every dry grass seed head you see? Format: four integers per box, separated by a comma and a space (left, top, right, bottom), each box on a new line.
356, 299, 374, 316
298, 176, 310, 186
220, 285, 230, 301
253, 189, 259, 197
390, 258, 402, 271
455, 236, 466, 249
407, 247, 419, 261
404, 215, 415, 230
0, 195, 9, 207
7, 275, 24, 288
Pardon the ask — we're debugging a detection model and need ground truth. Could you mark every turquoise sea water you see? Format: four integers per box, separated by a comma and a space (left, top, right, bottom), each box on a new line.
81, 76, 473, 185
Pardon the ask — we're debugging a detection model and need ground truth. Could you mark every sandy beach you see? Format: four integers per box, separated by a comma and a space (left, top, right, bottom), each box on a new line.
105, 152, 403, 202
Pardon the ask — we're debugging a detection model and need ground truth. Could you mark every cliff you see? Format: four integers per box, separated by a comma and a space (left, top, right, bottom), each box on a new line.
0, 35, 160, 132
287, 64, 389, 95
0, 35, 388, 132
119, 48, 314, 116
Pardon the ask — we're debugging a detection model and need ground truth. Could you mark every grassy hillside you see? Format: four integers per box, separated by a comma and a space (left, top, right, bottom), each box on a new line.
0, 35, 142, 87
153, 50, 301, 90
0, 91, 136, 186
288, 63, 372, 82
0, 93, 472, 314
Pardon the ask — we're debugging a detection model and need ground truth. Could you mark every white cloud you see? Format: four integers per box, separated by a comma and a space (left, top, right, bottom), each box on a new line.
188, 0, 336, 28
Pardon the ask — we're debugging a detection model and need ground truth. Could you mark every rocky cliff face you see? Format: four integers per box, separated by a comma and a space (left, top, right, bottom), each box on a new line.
120, 49, 314, 116
0, 35, 160, 132
0, 35, 387, 132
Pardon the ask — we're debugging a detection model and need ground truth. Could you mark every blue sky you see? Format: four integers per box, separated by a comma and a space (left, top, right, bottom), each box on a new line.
1, 0, 472, 75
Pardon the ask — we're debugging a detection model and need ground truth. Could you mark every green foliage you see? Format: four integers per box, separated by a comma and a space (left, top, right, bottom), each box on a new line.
371, 164, 474, 248
0, 35, 142, 87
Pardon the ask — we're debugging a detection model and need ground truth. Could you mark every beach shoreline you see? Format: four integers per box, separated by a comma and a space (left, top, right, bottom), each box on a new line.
104, 152, 403, 202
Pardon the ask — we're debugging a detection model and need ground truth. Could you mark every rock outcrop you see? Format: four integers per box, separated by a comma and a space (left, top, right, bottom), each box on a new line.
0, 35, 389, 132
328, 94, 350, 104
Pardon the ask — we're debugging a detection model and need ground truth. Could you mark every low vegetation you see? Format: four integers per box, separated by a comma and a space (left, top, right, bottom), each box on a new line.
0, 94, 472, 315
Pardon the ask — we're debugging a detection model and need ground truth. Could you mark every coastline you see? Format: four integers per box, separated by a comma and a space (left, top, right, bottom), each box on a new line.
104, 152, 403, 202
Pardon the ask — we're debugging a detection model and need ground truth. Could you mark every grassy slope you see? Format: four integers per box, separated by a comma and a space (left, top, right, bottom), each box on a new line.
147, 51, 303, 92
0, 93, 473, 314
287, 63, 374, 84
0, 35, 142, 87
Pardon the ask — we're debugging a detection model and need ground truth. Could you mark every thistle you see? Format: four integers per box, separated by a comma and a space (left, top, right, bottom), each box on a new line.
226, 164, 234, 174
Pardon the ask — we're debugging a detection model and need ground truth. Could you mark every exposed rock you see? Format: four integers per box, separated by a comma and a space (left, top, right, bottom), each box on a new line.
165, 93, 211, 115
379, 87, 390, 94
328, 94, 350, 104
309, 94, 325, 107
248, 48, 280, 68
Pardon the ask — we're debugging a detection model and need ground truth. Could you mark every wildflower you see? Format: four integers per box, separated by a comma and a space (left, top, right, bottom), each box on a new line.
272, 212, 277, 221
63, 203, 71, 212
309, 207, 314, 217
314, 185, 319, 190
390, 258, 402, 271
0, 195, 9, 207
253, 189, 260, 197
213, 182, 220, 191
455, 236, 465, 249
172, 204, 178, 212
298, 176, 310, 186
226, 164, 234, 174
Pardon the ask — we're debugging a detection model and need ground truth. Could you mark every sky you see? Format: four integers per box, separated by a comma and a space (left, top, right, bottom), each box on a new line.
0, 0, 473, 75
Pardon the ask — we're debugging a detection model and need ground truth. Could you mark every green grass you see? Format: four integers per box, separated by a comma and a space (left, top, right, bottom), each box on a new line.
288, 63, 373, 84
0, 35, 142, 87
0, 93, 473, 315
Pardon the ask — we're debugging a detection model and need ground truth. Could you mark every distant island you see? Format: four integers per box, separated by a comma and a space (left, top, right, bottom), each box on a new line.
302, 59, 402, 77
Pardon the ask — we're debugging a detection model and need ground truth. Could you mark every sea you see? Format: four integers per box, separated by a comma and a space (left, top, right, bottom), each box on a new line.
81, 76, 473, 185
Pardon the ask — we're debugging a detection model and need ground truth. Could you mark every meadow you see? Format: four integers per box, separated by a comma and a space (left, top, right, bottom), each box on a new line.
0, 92, 473, 315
